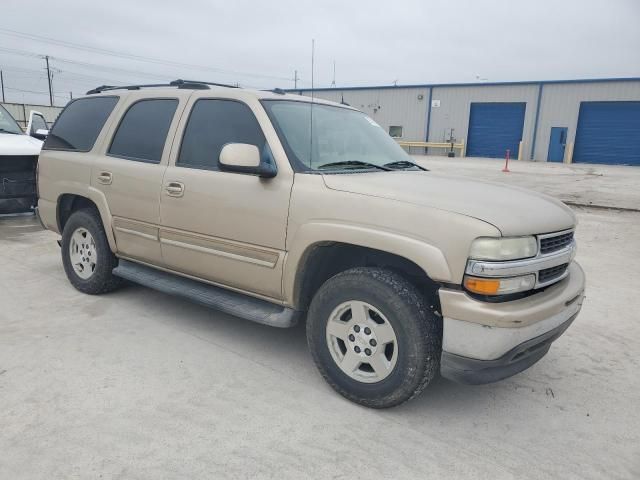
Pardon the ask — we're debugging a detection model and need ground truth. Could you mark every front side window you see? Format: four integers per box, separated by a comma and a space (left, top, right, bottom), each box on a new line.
177, 99, 266, 170
108, 99, 178, 163
0, 105, 23, 135
262, 100, 415, 172
44, 96, 119, 151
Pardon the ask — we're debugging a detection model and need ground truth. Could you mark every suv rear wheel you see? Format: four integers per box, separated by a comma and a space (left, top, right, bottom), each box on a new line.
306, 267, 441, 408
61, 208, 122, 294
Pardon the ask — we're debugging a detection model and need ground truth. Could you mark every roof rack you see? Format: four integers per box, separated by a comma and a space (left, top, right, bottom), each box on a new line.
86, 79, 239, 95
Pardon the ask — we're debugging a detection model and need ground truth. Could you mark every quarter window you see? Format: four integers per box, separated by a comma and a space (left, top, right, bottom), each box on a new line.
178, 99, 265, 170
109, 99, 178, 163
44, 96, 118, 151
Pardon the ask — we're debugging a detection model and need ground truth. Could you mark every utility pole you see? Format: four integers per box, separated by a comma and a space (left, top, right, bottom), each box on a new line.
69, 91, 73, 100
1, 70, 5, 102
45, 55, 53, 106
294, 70, 299, 89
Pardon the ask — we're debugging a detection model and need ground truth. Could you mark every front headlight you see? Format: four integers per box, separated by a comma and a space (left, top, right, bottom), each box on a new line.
469, 236, 538, 261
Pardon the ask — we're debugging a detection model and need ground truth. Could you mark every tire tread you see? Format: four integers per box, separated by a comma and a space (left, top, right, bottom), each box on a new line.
307, 267, 441, 408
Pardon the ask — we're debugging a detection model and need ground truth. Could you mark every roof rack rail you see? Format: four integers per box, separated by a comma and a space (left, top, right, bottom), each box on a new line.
85, 79, 239, 95
177, 79, 239, 89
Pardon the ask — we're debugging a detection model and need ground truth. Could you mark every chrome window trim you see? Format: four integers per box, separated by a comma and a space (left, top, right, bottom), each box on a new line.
466, 230, 576, 289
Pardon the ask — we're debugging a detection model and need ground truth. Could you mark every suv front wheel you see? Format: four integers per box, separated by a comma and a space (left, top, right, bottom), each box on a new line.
61, 208, 122, 294
306, 267, 441, 408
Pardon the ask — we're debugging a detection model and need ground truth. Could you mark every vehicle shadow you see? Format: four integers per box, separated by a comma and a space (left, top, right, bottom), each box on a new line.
116, 281, 512, 415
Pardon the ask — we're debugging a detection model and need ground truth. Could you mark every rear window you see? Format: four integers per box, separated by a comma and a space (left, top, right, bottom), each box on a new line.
44, 96, 118, 151
108, 99, 178, 163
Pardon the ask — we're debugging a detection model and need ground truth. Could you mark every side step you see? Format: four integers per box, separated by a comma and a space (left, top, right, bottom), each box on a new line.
113, 260, 299, 328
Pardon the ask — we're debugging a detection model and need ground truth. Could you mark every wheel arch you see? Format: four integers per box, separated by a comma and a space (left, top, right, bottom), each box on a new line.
56, 187, 116, 251
285, 225, 451, 312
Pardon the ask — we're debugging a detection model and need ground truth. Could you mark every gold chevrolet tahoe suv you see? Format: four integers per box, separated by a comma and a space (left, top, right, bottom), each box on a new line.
36, 80, 585, 408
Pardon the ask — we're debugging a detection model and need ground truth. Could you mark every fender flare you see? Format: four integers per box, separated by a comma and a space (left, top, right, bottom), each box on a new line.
282, 222, 452, 306
56, 185, 117, 252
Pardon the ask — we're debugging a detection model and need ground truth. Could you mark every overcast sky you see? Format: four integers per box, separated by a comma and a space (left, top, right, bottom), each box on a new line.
1, 0, 639, 106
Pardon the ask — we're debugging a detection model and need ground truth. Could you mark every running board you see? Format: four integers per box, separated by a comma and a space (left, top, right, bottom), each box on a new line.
112, 260, 299, 328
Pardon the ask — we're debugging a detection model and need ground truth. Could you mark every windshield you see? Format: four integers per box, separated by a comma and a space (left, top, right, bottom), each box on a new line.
0, 105, 24, 135
263, 100, 416, 172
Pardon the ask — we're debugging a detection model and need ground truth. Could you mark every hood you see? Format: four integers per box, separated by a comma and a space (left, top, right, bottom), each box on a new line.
0, 132, 43, 156
322, 171, 576, 236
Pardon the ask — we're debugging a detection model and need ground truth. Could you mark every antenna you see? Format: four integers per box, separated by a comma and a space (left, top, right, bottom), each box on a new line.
331, 60, 336, 88
310, 39, 315, 167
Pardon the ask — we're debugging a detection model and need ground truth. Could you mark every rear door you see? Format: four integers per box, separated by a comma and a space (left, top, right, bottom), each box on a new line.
91, 91, 189, 265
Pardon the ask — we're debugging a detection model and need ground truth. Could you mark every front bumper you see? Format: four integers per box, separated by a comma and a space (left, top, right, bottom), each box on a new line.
439, 261, 585, 384
441, 313, 577, 384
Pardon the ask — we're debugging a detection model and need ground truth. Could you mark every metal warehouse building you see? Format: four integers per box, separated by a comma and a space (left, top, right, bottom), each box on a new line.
290, 77, 640, 166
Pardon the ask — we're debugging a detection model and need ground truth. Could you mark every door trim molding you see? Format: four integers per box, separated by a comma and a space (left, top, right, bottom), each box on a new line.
159, 228, 280, 269
113, 217, 159, 241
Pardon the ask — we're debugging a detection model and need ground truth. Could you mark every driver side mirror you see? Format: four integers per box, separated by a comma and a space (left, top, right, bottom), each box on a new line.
27, 111, 49, 140
218, 143, 276, 178
32, 128, 49, 140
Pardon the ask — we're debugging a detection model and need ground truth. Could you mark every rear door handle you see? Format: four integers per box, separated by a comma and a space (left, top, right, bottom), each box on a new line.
165, 181, 185, 197
97, 171, 113, 185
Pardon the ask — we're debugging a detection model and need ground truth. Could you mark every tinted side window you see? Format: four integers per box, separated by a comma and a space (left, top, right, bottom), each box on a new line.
108, 99, 178, 163
44, 96, 118, 151
177, 99, 265, 170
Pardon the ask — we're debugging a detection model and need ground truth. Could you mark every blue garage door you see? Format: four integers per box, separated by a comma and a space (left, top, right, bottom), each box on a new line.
573, 102, 640, 166
466, 103, 526, 159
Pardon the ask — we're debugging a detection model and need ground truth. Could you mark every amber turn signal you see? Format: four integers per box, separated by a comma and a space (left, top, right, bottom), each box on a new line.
464, 276, 501, 295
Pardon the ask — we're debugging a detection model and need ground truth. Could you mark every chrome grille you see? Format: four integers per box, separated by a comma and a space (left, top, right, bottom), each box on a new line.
538, 263, 569, 283
540, 231, 574, 254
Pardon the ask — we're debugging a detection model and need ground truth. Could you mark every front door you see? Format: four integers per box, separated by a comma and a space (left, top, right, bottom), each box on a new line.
159, 97, 293, 301
547, 127, 568, 162
91, 92, 188, 265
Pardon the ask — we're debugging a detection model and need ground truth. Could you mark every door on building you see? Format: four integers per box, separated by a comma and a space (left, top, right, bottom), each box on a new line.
547, 127, 568, 162
466, 102, 526, 159
573, 101, 640, 166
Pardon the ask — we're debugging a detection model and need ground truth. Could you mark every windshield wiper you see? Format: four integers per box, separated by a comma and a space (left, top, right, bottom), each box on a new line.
317, 160, 391, 171
383, 160, 427, 171
0, 128, 21, 135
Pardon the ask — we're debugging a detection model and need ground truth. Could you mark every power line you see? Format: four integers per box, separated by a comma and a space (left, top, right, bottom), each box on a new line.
3, 85, 68, 99
0, 28, 293, 82
0, 64, 126, 86
0, 46, 307, 91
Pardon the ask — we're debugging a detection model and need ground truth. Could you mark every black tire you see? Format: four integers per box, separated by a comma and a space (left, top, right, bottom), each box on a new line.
61, 208, 122, 295
306, 267, 441, 408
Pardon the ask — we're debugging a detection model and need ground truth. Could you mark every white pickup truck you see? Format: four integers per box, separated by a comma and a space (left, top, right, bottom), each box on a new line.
0, 105, 48, 214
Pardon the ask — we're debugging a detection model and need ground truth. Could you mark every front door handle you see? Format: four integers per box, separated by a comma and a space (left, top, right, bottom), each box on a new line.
165, 181, 185, 197
97, 171, 113, 185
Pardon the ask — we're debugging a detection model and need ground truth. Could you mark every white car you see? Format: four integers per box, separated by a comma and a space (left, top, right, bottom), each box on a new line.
0, 105, 48, 214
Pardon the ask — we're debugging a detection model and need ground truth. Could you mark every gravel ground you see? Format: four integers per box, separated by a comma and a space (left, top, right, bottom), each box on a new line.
412, 155, 640, 211
1, 162, 639, 479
